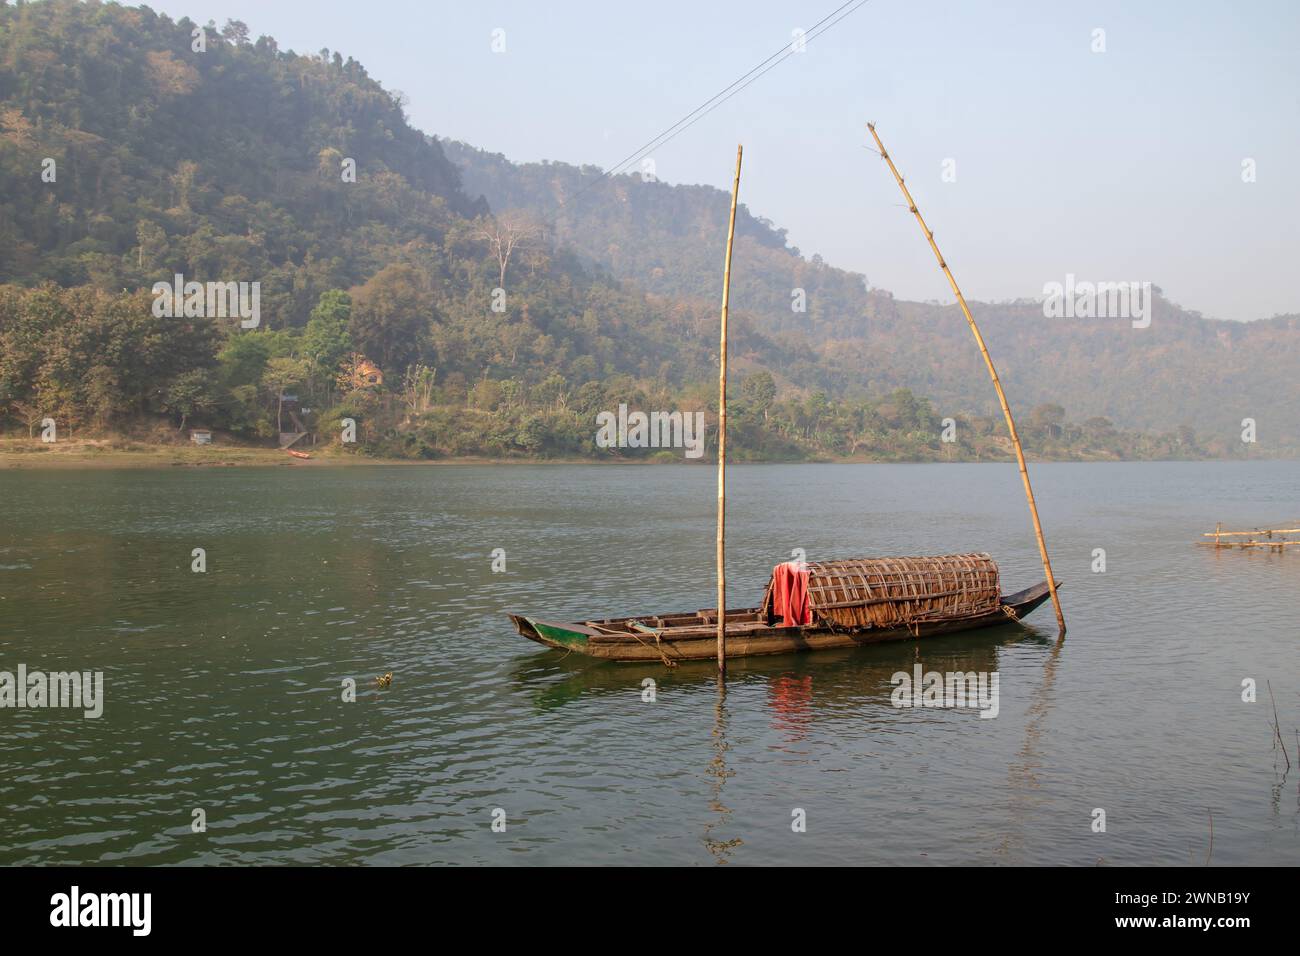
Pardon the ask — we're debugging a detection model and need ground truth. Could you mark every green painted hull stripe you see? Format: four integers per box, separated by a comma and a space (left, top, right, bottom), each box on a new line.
532, 620, 589, 649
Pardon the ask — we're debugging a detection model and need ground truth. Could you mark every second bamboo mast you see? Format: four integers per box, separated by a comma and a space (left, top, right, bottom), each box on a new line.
717, 144, 743, 672
866, 123, 1065, 636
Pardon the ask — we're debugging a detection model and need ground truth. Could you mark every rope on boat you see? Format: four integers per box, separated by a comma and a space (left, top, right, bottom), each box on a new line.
629, 621, 678, 668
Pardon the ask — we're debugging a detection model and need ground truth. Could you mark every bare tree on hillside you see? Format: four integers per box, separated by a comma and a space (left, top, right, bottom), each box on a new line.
475, 213, 544, 289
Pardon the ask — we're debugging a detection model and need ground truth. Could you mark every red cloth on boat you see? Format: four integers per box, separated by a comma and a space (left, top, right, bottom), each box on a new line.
770, 561, 811, 626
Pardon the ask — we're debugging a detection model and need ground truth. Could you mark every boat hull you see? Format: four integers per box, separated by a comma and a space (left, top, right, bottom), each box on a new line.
509, 581, 1057, 663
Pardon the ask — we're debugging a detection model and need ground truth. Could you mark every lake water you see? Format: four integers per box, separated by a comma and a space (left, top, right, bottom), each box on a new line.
1, 461, 1297, 865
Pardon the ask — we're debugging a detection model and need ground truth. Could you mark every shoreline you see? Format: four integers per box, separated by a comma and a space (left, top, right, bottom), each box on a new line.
0, 440, 1286, 470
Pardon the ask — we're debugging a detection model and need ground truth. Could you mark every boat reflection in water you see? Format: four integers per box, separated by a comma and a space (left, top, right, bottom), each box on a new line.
767, 674, 815, 746
509, 621, 1050, 713
509, 621, 1058, 863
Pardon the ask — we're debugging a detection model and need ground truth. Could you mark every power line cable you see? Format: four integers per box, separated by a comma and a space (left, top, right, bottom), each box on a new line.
564, 0, 872, 204
599, 0, 864, 180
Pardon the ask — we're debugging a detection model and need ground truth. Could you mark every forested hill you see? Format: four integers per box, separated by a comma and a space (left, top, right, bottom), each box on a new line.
444, 141, 1300, 452
0, 0, 761, 439
0, 0, 481, 323
0, 1, 1287, 461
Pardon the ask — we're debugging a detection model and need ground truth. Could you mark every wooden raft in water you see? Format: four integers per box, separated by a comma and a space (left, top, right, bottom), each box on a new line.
761, 553, 1002, 629
1201, 525, 1300, 552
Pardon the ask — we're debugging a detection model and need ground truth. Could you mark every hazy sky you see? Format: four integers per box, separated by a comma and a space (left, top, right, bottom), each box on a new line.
152, 1, 1299, 321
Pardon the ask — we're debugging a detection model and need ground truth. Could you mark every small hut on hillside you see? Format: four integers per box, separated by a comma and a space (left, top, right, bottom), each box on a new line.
337, 353, 384, 392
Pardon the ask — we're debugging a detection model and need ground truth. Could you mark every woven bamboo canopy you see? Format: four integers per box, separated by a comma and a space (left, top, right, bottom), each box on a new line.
763, 553, 1001, 630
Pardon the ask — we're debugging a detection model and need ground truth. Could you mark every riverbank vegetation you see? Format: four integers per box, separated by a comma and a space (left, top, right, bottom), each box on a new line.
0, 283, 1218, 463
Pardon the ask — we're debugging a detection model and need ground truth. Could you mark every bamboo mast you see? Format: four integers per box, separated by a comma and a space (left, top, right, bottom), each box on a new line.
717, 144, 743, 672
866, 123, 1065, 636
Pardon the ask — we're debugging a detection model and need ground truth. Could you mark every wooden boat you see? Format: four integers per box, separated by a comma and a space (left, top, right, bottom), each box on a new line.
286, 449, 312, 460
509, 553, 1058, 664
509, 139, 1068, 667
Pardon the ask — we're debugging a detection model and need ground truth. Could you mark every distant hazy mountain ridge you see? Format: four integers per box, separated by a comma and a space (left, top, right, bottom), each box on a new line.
444, 141, 1300, 453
